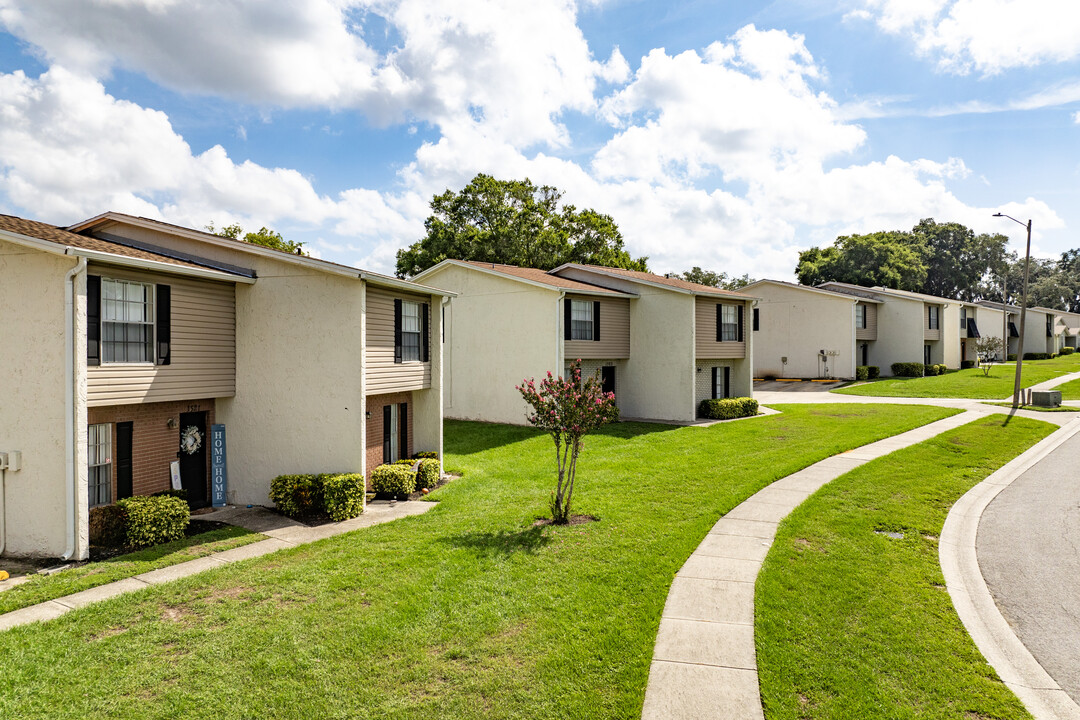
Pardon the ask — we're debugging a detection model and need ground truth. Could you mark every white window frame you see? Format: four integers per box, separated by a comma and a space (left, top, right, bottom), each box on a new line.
101, 278, 155, 364
88, 423, 112, 507
855, 304, 866, 329
401, 300, 422, 362
388, 404, 400, 462
720, 305, 739, 341
570, 300, 594, 341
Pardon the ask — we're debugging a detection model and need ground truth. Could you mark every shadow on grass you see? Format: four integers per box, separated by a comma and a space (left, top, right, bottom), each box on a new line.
596, 421, 681, 440
439, 525, 552, 557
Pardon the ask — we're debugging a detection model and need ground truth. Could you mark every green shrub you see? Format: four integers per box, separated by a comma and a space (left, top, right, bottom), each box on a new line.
1061, 346, 1075, 355
371, 464, 416, 498
961, 360, 976, 369
855, 366, 869, 381
867, 366, 880, 379
414, 451, 439, 460
393, 459, 418, 467
116, 495, 189, 548
88, 504, 127, 547
1023, 352, 1052, 361
322, 473, 365, 522
415, 458, 440, 490
936, 363, 947, 375
891, 362, 924, 377
698, 397, 759, 420
269, 474, 325, 518
925, 364, 940, 376
151, 488, 188, 501
1007, 354, 1017, 361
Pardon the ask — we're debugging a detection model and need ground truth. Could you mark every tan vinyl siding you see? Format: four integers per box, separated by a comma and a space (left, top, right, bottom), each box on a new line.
924, 304, 941, 341
365, 286, 432, 394
564, 295, 631, 359
855, 302, 878, 340
87, 265, 236, 406
695, 297, 746, 359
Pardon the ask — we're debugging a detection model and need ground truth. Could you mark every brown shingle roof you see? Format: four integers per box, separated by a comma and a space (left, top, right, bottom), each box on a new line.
461, 261, 635, 295
0, 214, 214, 271
558, 264, 754, 298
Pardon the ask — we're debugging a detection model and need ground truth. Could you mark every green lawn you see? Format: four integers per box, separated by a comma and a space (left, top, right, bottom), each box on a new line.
835, 355, 1080, 398
756, 414, 1054, 720
0, 525, 262, 615
1054, 377, 1080, 401
0, 406, 957, 720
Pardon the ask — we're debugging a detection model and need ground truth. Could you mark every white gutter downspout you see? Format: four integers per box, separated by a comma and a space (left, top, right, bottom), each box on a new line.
557, 292, 566, 376
62, 257, 87, 560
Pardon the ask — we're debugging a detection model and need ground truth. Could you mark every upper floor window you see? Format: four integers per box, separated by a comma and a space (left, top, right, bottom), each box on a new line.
102, 279, 154, 363
401, 300, 422, 362
855, 304, 866, 329
720, 304, 739, 341
571, 299, 594, 341
928, 305, 939, 330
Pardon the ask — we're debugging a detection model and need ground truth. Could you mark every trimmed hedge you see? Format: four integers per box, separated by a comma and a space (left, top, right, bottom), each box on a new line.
151, 488, 188, 501
1023, 352, 1052, 361
371, 464, 416, 498
323, 473, 365, 522
961, 359, 976, 369
416, 458, 440, 490
269, 474, 325, 518
414, 451, 439, 460
88, 504, 127, 547
855, 366, 869, 382
1061, 346, 1076, 355
698, 397, 759, 421
867, 366, 880, 379
923, 363, 939, 377
116, 495, 189, 548
891, 362, 924, 377
1007, 354, 1017, 361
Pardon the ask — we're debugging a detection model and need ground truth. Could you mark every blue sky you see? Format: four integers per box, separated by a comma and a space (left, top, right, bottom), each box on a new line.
0, 0, 1077, 279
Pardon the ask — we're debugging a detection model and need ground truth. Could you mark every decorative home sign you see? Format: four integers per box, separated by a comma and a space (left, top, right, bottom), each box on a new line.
210, 424, 228, 507
170, 461, 182, 491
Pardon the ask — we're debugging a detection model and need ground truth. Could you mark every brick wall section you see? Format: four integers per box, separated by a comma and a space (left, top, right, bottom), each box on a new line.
87, 398, 215, 503
365, 392, 414, 483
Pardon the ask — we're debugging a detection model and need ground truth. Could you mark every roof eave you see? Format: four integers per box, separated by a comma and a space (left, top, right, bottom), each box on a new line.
416, 259, 637, 297
553, 262, 755, 299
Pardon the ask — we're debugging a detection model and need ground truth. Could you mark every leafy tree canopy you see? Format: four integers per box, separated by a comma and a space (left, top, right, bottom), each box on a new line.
668, 267, 755, 290
207, 222, 306, 255
395, 174, 647, 278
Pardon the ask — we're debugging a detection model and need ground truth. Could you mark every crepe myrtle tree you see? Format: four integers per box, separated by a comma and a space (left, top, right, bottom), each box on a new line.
517, 360, 619, 524
975, 336, 1004, 377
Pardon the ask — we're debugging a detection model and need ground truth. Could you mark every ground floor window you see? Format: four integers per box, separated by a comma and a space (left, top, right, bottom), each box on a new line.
712, 366, 730, 399
88, 423, 112, 507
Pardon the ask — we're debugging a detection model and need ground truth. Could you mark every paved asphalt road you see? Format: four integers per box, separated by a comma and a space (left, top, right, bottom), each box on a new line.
979, 430, 1080, 704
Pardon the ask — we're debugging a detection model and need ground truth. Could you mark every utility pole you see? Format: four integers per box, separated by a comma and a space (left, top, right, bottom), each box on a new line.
994, 213, 1033, 407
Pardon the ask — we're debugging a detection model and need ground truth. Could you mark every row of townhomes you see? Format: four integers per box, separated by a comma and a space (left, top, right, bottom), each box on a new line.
1, 212, 452, 560
746, 279, 1076, 380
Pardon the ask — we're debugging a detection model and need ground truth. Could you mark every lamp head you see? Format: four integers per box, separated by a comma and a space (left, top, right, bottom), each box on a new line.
992, 213, 1004, 217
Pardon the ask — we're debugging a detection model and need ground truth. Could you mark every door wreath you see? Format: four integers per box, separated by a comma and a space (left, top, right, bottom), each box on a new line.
180, 426, 204, 455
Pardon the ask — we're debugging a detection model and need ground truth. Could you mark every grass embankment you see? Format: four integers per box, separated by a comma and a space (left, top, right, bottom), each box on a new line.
756, 413, 1054, 720
835, 354, 1080, 399
1054, 377, 1080, 401
0, 406, 955, 720
0, 526, 261, 615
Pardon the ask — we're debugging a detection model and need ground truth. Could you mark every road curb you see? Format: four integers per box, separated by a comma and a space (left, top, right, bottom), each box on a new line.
940, 417, 1080, 720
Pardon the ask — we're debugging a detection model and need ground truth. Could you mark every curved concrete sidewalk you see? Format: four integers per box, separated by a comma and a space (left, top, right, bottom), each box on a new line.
0, 500, 433, 632
941, 417, 1080, 720
641, 409, 985, 719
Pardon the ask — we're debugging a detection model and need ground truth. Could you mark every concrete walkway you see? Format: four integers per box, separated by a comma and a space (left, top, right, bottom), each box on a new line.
641, 409, 986, 719
0, 500, 434, 632
942, 418, 1080, 720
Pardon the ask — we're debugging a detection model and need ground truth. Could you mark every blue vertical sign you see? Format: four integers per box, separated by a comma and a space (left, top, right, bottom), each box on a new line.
211, 424, 228, 507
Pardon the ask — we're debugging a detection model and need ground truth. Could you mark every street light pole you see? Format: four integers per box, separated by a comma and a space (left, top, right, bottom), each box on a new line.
993, 213, 1033, 407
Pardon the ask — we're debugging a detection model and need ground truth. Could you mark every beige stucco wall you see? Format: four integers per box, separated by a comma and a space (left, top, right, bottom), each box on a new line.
0, 240, 86, 557
868, 295, 925, 372
420, 263, 560, 425
622, 288, 696, 422
1019, 309, 1051, 356
746, 283, 856, 379
938, 302, 961, 368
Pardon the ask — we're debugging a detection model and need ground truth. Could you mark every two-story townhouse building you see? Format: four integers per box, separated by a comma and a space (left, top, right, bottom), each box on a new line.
414, 261, 755, 425
976, 301, 1057, 359
1, 212, 452, 560
742, 280, 882, 379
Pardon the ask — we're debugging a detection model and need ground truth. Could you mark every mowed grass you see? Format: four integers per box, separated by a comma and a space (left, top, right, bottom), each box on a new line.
756, 413, 1054, 720
1054, 376, 1080, 401
0, 406, 956, 720
835, 354, 1080, 399
0, 525, 262, 615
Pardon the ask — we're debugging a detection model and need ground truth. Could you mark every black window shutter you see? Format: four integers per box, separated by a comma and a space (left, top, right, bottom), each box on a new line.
155, 284, 171, 365
711, 366, 717, 399
593, 301, 601, 342
724, 367, 731, 398
400, 403, 409, 460
87, 275, 101, 366
753, 308, 759, 331
716, 304, 722, 342
564, 298, 572, 340
737, 305, 744, 342
394, 298, 403, 364
382, 405, 392, 463
422, 303, 430, 362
